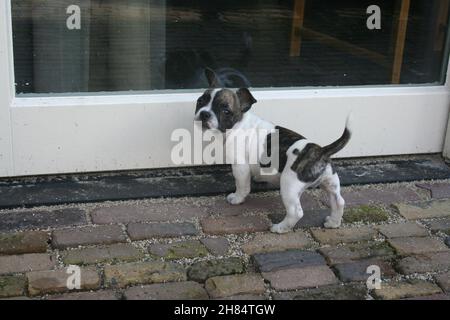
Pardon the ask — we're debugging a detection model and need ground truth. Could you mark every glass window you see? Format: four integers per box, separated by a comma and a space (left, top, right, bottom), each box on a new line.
12, 0, 450, 94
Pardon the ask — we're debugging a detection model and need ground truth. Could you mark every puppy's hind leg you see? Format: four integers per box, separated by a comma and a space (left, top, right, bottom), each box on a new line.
271, 170, 306, 234
321, 166, 345, 229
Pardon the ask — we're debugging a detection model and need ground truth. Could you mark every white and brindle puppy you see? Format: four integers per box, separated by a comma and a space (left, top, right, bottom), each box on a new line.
195, 69, 353, 233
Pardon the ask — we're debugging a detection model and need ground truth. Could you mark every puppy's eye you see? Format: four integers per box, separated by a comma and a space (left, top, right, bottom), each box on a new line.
222, 109, 231, 115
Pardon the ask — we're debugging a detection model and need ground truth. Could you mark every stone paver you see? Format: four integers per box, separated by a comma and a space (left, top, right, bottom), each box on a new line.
201, 216, 270, 235
299, 193, 324, 211
217, 193, 320, 215
218, 294, 267, 300
0, 231, 49, 255
372, 280, 442, 300
334, 258, 396, 282
205, 196, 281, 216
339, 187, 423, 207
187, 258, 245, 282
200, 237, 229, 256
252, 250, 326, 272
27, 268, 100, 296
272, 284, 367, 300
377, 222, 428, 238
125, 281, 208, 300
204, 200, 250, 216
0, 253, 55, 275
127, 222, 198, 240
205, 274, 265, 299
262, 265, 338, 291
61, 243, 144, 265
242, 231, 310, 255
424, 218, 450, 234
52, 225, 127, 249
435, 272, 450, 293
104, 261, 186, 288
403, 294, 450, 300
91, 203, 208, 224
269, 209, 329, 228
2, 180, 450, 300
254, 193, 319, 211
0, 208, 87, 233
319, 241, 395, 265
388, 237, 449, 255
416, 182, 450, 199
205, 194, 320, 216
343, 205, 389, 223
311, 226, 377, 244
47, 290, 119, 300
396, 251, 450, 274
0, 275, 27, 298
394, 200, 450, 220
243, 196, 284, 211
149, 240, 209, 260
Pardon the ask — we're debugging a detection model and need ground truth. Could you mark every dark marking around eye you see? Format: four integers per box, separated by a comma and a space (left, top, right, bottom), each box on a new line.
195, 90, 212, 113
211, 89, 242, 132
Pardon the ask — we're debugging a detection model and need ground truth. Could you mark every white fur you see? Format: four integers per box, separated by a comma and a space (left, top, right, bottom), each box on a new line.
224, 111, 349, 233
224, 112, 276, 204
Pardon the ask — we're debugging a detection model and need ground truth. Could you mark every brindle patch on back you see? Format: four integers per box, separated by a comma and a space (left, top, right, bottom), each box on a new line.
291, 143, 330, 182
211, 89, 242, 132
261, 126, 306, 173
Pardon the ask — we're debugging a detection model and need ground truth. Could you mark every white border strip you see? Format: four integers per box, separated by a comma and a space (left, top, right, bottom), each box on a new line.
12, 85, 450, 108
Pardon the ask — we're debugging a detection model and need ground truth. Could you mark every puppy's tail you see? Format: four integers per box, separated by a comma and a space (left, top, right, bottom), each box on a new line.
321, 112, 354, 158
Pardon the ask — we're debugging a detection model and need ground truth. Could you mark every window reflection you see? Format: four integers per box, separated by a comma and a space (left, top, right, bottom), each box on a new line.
12, 0, 450, 94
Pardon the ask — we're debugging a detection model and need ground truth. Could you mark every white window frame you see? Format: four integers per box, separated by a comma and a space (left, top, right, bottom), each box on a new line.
1, 1, 450, 178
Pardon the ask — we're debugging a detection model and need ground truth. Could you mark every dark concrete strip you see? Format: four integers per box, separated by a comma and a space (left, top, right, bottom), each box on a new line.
0, 158, 449, 209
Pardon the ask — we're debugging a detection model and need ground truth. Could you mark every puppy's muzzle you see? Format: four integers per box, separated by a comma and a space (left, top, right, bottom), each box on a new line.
199, 111, 212, 128
200, 111, 211, 121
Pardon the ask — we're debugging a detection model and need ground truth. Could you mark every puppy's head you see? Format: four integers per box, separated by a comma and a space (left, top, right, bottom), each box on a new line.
194, 68, 257, 132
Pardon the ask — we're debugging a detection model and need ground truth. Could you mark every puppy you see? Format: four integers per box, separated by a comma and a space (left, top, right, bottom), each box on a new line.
195, 69, 353, 233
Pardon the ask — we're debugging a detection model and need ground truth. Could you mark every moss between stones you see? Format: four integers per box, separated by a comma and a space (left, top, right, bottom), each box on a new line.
280, 284, 367, 300
0, 233, 23, 247
187, 258, 245, 282
347, 241, 396, 258
165, 241, 209, 260
343, 205, 389, 223
0, 275, 27, 298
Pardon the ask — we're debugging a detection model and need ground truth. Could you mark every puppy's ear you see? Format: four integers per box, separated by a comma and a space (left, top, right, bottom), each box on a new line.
205, 68, 220, 88
236, 88, 257, 113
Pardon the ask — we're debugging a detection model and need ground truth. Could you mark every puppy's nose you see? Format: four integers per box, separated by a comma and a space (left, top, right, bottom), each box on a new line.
200, 111, 211, 121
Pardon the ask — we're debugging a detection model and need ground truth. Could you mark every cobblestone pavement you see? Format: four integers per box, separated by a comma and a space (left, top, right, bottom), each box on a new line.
1, 180, 450, 300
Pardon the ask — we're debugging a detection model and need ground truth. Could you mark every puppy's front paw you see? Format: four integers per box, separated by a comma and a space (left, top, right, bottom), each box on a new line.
324, 217, 341, 229
226, 193, 245, 205
270, 223, 292, 234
